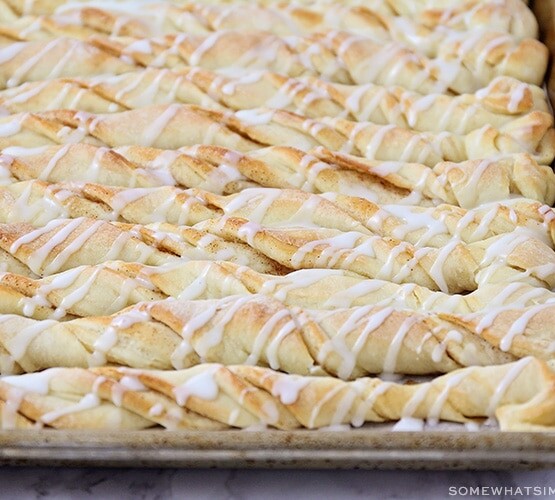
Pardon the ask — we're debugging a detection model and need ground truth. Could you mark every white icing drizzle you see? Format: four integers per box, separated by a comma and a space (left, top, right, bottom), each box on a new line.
103, 231, 133, 262
499, 303, 553, 352
323, 279, 384, 309
3, 318, 57, 364
1, 387, 25, 429
53, 267, 102, 317
0, 43, 26, 66
426, 371, 470, 426
271, 375, 309, 405
38, 145, 71, 181
6, 181, 65, 225
382, 204, 449, 246
148, 403, 164, 417
486, 357, 533, 417
350, 380, 392, 427
308, 382, 345, 428
90, 307, 151, 366
382, 316, 418, 374
264, 318, 297, 371
237, 221, 261, 247
392, 417, 424, 431
176, 264, 211, 301
290, 231, 373, 269
2, 368, 58, 394
7, 39, 63, 88
141, 103, 180, 146
0, 116, 23, 137
317, 306, 394, 379
393, 383, 430, 432
111, 375, 147, 407
245, 309, 290, 366
9, 218, 67, 259
235, 109, 275, 126
171, 301, 218, 369
196, 295, 251, 358
427, 238, 460, 293
431, 330, 464, 363
40, 393, 101, 425
42, 220, 104, 275
189, 32, 226, 66
173, 365, 220, 406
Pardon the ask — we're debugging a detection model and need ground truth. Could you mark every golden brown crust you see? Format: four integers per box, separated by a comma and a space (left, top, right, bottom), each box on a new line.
1, 180, 552, 247
0, 26, 547, 92
0, 72, 548, 136
0, 103, 553, 167
1, 358, 554, 430
3, 144, 554, 208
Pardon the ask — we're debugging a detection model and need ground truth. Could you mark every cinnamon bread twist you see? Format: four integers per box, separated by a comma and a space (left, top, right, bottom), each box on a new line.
0, 30, 547, 92
0, 215, 554, 292
1, 290, 553, 376
0, 105, 552, 166
0, 71, 547, 137
0, 181, 553, 248
1, 256, 555, 321
3, 144, 553, 208
0, 358, 553, 430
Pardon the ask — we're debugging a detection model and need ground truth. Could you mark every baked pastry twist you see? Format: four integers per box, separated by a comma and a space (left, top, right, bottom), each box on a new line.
0, 0, 537, 39
3, 144, 554, 209
2, 287, 555, 376
0, 293, 515, 375
315, 76, 549, 134
0, 4, 536, 61
0, 217, 290, 277
98, 30, 549, 91
0, 37, 135, 89
1, 71, 547, 137
2, 259, 554, 320
194, 216, 555, 292
390, 0, 537, 38
0, 30, 546, 93
0, 358, 553, 430
1, 214, 553, 293
0, 105, 552, 166
1, 181, 553, 248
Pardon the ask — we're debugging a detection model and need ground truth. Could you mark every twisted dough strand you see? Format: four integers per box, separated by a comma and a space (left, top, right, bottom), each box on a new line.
0, 215, 554, 292
2, 144, 553, 209
0, 71, 547, 136
0, 180, 553, 248
192, 215, 555, 292
0, 104, 552, 166
0, 0, 538, 39
0, 4, 537, 60
2, 289, 554, 376
0, 358, 553, 430
1, 259, 555, 320
0, 30, 546, 92
0, 217, 291, 277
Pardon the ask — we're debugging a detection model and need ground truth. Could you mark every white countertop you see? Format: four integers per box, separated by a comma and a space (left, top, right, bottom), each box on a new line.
2, 468, 554, 499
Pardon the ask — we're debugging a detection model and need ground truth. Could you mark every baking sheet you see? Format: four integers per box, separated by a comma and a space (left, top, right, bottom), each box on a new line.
0, 1, 554, 470
1, 429, 554, 469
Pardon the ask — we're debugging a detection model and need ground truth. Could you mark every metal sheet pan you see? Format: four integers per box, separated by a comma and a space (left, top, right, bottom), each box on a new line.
0, 0, 554, 470
1, 429, 555, 469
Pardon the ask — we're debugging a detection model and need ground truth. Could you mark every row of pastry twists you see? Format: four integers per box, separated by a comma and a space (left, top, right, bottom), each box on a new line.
3, 144, 554, 208
0, 30, 546, 93
0, 71, 548, 135
0, 0, 554, 432
2, 359, 553, 431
